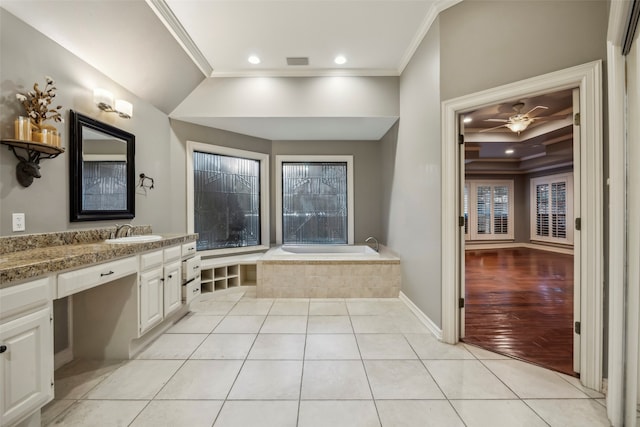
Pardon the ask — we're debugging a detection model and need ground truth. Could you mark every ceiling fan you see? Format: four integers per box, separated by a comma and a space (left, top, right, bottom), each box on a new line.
481, 102, 549, 134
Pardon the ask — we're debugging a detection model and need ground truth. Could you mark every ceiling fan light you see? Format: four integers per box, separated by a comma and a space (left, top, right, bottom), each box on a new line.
506, 119, 531, 133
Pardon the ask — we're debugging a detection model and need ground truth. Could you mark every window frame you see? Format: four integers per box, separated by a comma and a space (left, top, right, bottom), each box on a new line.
275, 155, 354, 245
465, 179, 515, 241
186, 141, 270, 256
529, 172, 574, 245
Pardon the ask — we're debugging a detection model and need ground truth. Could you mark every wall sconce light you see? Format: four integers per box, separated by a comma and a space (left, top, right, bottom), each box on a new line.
93, 88, 133, 119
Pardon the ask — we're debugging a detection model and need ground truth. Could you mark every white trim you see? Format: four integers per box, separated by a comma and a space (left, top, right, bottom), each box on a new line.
607, 3, 634, 424
529, 172, 574, 245
465, 242, 574, 256
54, 295, 74, 370
275, 155, 354, 245
186, 141, 270, 255
607, 35, 629, 427
397, 0, 463, 73
441, 61, 603, 391
466, 179, 515, 241
54, 347, 73, 370
399, 291, 443, 340
145, 0, 213, 77
211, 68, 400, 78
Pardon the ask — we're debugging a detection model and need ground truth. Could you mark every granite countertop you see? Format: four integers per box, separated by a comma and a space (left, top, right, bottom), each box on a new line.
0, 231, 197, 287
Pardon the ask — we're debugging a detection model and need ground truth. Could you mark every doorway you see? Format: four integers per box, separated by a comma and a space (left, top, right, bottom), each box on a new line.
440, 61, 604, 392
460, 90, 577, 375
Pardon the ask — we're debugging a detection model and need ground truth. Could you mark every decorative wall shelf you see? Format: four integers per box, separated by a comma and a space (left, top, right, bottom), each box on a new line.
1, 139, 65, 158
1, 139, 65, 187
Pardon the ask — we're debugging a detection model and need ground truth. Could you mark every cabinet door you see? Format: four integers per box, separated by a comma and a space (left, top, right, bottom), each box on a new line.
139, 268, 163, 335
0, 307, 53, 426
164, 261, 182, 317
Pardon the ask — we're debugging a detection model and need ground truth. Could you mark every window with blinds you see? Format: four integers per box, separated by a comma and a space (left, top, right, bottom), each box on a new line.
530, 173, 573, 244
281, 162, 348, 244
465, 180, 515, 241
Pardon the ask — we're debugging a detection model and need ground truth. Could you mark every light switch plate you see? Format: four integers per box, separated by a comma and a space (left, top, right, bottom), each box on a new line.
12, 213, 25, 232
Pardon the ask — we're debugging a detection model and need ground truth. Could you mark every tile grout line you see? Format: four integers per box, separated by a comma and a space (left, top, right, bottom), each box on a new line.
295, 298, 311, 427
208, 290, 263, 427
347, 305, 384, 427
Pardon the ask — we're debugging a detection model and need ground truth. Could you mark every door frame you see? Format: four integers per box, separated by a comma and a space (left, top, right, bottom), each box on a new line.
441, 61, 603, 391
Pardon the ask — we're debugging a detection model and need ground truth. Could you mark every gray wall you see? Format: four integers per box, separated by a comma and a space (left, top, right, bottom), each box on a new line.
384, 17, 442, 324
169, 121, 385, 244
383, 0, 609, 328
272, 140, 383, 244
168, 119, 272, 234
439, 0, 610, 100
0, 9, 175, 235
380, 122, 399, 245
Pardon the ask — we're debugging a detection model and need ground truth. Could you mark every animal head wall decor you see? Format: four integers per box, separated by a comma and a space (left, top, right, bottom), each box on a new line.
15, 153, 41, 187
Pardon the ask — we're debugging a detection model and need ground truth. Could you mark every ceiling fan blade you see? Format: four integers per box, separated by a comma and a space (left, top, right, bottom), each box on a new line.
479, 124, 508, 132
524, 105, 549, 116
533, 115, 571, 121
484, 118, 509, 123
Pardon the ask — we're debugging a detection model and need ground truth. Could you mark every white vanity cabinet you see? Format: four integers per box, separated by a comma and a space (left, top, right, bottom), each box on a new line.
0, 277, 53, 427
138, 245, 183, 335
163, 246, 182, 318
139, 251, 164, 335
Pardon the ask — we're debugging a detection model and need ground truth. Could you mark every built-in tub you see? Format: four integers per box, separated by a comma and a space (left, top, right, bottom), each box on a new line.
257, 245, 400, 298
276, 244, 379, 256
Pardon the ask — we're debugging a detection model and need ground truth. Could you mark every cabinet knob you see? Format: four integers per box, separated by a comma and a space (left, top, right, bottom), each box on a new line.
0, 345, 7, 353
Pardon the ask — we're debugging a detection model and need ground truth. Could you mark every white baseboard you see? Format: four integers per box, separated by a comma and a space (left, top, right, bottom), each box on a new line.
54, 347, 73, 370
399, 291, 442, 340
465, 242, 573, 255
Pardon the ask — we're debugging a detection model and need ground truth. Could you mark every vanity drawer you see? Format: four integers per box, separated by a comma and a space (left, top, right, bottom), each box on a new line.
58, 257, 138, 298
182, 278, 201, 304
0, 277, 51, 321
164, 246, 181, 263
140, 250, 163, 271
182, 242, 197, 258
182, 255, 201, 282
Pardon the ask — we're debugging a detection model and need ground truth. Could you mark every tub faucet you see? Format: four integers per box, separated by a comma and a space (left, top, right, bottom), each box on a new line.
365, 236, 379, 252
113, 224, 134, 238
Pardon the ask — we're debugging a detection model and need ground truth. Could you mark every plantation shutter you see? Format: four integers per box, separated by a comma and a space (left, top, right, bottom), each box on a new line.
467, 180, 514, 241
531, 174, 573, 245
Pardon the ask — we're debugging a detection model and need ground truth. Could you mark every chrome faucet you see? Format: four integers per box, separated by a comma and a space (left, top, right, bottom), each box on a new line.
113, 224, 134, 238
365, 236, 379, 252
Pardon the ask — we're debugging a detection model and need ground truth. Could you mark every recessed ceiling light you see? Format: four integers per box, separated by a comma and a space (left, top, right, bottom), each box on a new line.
248, 55, 261, 65
505, 149, 515, 155
334, 55, 347, 65
463, 117, 472, 123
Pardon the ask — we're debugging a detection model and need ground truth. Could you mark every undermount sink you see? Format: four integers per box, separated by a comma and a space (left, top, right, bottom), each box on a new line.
105, 235, 163, 244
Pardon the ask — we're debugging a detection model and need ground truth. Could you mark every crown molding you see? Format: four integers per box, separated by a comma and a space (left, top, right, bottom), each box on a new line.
146, 0, 213, 77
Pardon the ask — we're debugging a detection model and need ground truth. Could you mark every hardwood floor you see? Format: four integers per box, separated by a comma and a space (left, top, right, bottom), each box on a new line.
463, 248, 575, 376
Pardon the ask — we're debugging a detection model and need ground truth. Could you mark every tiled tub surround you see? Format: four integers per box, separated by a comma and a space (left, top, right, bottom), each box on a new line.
257, 246, 400, 298
0, 227, 197, 286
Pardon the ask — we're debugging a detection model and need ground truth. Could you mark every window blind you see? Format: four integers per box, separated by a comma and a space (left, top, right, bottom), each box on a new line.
466, 180, 514, 241
530, 173, 572, 245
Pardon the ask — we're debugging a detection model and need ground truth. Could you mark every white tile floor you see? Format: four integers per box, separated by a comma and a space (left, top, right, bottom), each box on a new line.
43, 287, 611, 427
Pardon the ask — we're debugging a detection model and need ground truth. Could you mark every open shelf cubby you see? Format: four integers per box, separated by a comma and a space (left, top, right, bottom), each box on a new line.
199, 254, 261, 295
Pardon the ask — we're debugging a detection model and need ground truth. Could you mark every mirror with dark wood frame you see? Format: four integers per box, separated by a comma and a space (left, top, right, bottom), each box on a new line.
69, 110, 135, 221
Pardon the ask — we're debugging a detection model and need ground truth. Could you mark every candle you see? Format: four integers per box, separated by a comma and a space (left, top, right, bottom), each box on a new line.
14, 117, 31, 141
